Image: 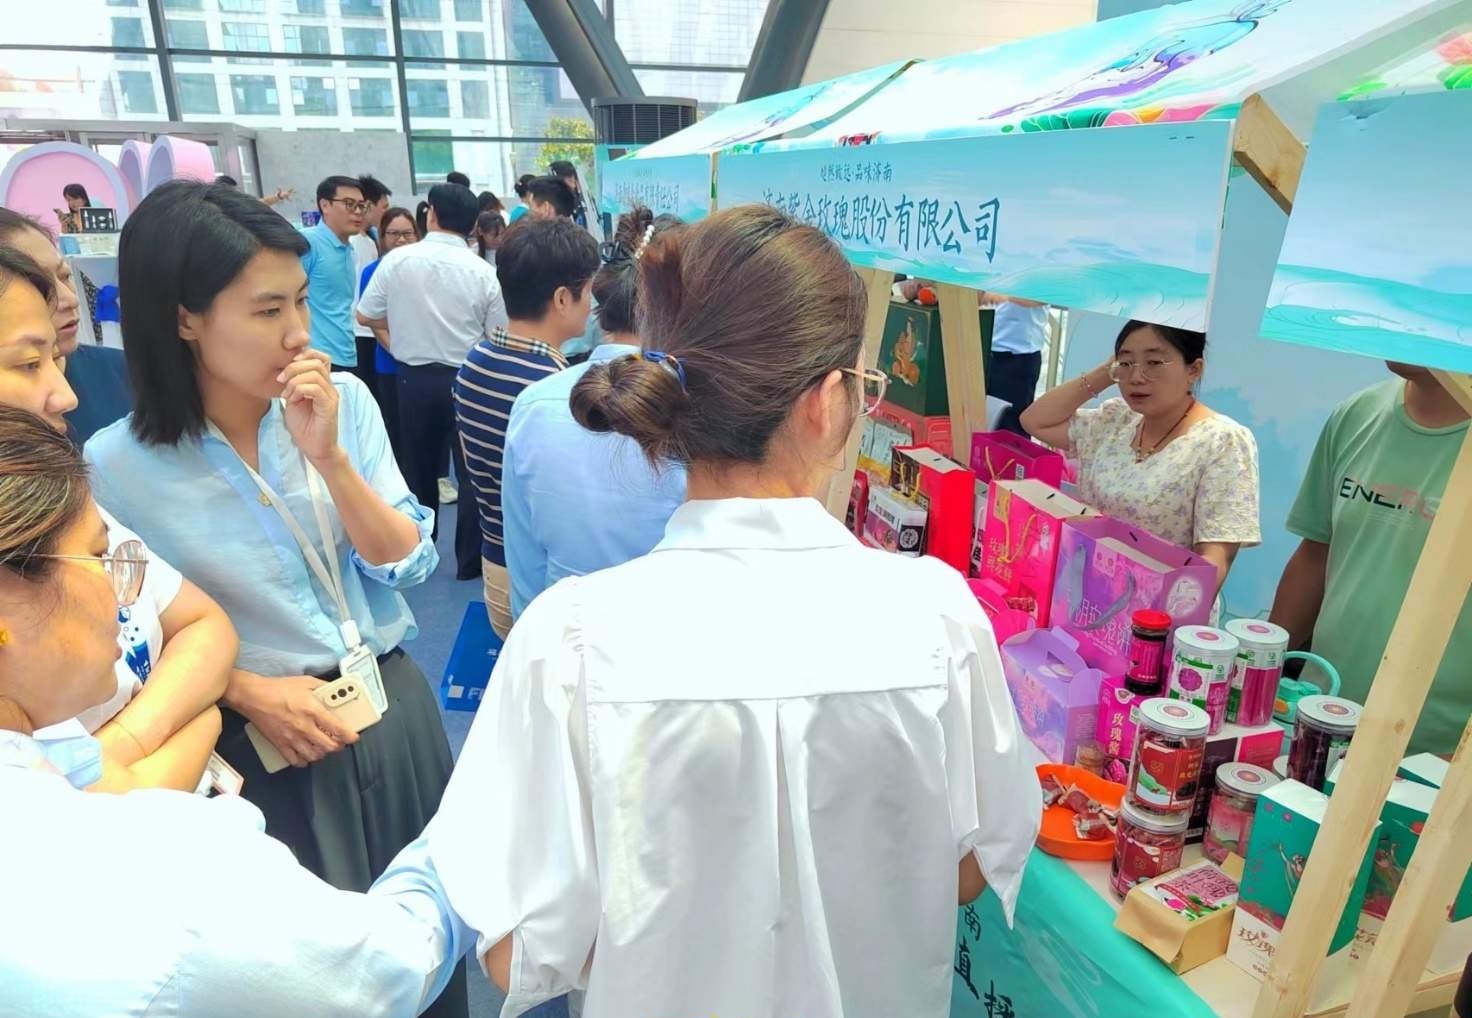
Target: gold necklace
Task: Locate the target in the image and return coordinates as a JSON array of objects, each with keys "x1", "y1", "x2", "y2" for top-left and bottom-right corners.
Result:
[{"x1": 1134, "y1": 398, "x2": 1195, "y2": 462}]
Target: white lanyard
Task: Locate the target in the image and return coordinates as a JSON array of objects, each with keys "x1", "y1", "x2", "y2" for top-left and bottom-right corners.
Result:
[{"x1": 207, "y1": 418, "x2": 363, "y2": 652}]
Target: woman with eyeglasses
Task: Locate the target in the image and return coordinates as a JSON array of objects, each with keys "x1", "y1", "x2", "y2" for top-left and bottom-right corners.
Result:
[
  {"x1": 0, "y1": 401, "x2": 471, "y2": 1018},
  {"x1": 0, "y1": 241, "x2": 234, "y2": 793},
  {"x1": 359, "y1": 206, "x2": 420, "y2": 466},
  {"x1": 83, "y1": 180, "x2": 467, "y2": 1018},
  {"x1": 1020, "y1": 320, "x2": 1260, "y2": 593},
  {"x1": 425, "y1": 205, "x2": 1040, "y2": 1018}
]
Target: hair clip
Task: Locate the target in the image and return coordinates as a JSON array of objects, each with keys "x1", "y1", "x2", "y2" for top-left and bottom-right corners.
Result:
[
  {"x1": 642, "y1": 349, "x2": 686, "y2": 390},
  {"x1": 633, "y1": 223, "x2": 657, "y2": 260}
]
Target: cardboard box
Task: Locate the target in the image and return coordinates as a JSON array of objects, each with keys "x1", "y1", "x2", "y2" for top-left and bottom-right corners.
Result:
[
  {"x1": 892, "y1": 446, "x2": 975, "y2": 574},
  {"x1": 1229, "y1": 780, "x2": 1379, "y2": 983},
  {"x1": 846, "y1": 470, "x2": 869, "y2": 538},
  {"x1": 1325, "y1": 758, "x2": 1472, "y2": 922},
  {"x1": 1049, "y1": 516, "x2": 1216, "y2": 675},
  {"x1": 978, "y1": 479, "x2": 1096, "y2": 629},
  {"x1": 1115, "y1": 860, "x2": 1241, "y2": 974},
  {"x1": 1000, "y1": 627, "x2": 1106, "y2": 765},
  {"x1": 875, "y1": 300, "x2": 994, "y2": 417},
  {"x1": 874, "y1": 400, "x2": 953, "y2": 459},
  {"x1": 968, "y1": 478, "x2": 989, "y2": 577},
  {"x1": 861, "y1": 485, "x2": 927, "y2": 557},
  {"x1": 1187, "y1": 720, "x2": 1284, "y2": 842},
  {"x1": 1397, "y1": 752, "x2": 1449, "y2": 788}
]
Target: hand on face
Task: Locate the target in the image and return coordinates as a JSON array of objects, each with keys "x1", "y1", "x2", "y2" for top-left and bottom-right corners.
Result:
[{"x1": 278, "y1": 350, "x2": 340, "y2": 466}]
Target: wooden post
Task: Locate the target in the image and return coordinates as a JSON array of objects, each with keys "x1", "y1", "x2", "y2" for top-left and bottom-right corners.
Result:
[
  {"x1": 1252, "y1": 413, "x2": 1472, "y2": 1018},
  {"x1": 1434, "y1": 370, "x2": 1472, "y2": 416},
  {"x1": 825, "y1": 267, "x2": 895, "y2": 519},
  {"x1": 936, "y1": 283, "x2": 989, "y2": 458},
  {"x1": 1234, "y1": 93, "x2": 1305, "y2": 214},
  {"x1": 1346, "y1": 714, "x2": 1472, "y2": 1018}
]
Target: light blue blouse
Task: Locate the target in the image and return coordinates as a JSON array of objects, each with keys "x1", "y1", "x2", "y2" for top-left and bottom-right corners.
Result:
[
  {"x1": 0, "y1": 730, "x2": 467, "y2": 1018},
  {"x1": 85, "y1": 374, "x2": 437, "y2": 677}
]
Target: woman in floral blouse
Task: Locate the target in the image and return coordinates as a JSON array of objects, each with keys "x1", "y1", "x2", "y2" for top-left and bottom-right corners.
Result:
[{"x1": 1021, "y1": 320, "x2": 1260, "y2": 595}]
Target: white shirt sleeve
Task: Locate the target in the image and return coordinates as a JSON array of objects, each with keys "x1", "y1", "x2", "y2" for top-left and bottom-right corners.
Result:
[
  {"x1": 935, "y1": 571, "x2": 1042, "y2": 925},
  {"x1": 482, "y1": 272, "x2": 509, "y2": 339},
  {"x1": 358, "y1": 254, "x2": 392, "y2": 322},
  {"x1": 427, "y1": 582, "x2": 598, "y2": 1013}
]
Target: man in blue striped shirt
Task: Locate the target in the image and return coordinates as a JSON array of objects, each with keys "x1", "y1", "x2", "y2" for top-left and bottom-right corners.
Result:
[{"x1": 454, "y1": 217, "x2": 600, "y2": 637}]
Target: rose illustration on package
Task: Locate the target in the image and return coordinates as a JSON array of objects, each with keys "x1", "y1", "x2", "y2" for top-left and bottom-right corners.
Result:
[{"x1": 1175, "y1": 667, "x2": 1205, "y2": 694}]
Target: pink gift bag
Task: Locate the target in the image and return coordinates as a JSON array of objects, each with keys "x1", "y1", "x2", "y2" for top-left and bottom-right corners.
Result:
[
  {"x1": 1049, "y1": 516, "x2": 1216, "y2": 675},
  {"x1": 978, "y1": 479, "x2": 1096, "y2": 629},
  {"x1": 970, "y1": 430, "x2": 1067, "y2": 488}
]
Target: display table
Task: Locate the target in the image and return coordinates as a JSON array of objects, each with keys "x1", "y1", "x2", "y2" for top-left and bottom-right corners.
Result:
[{"x1": 953, "y1": 847, "x2": 1463, "y2": 1017}]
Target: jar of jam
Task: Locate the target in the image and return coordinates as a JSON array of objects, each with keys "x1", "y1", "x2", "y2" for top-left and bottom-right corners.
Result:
[
  {"x1": 1127, "y1": 609, "x2": 1172, "y2": 690},
  {"x1": 1110, "y1": 799, "x2": 1189, "y2": 898},
  {"x1": 1288, "y1": 695, "x2": 1362, "y2": 791},
  {"x1": 1127, "y1": 698, "x2": 1209, "y2": 815},
  {"x1": 1202, "y1": 762, "x2": 1278, "y2": 865}
]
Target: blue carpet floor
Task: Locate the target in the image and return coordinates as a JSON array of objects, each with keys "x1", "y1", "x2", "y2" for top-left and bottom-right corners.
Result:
[{"x1": 400, "y1": 515, "x2": 568, "y2": 1018}]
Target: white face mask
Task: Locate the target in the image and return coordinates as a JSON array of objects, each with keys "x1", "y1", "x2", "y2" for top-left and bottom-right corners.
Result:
[{"x1": 37, "y1": 732, "x2": 104, "y2": 789}]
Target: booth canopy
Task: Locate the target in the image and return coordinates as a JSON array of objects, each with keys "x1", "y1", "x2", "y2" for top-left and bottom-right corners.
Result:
[
  {"x1": 599, "y1": 60, "x2": 912, "y2": 222},
  {"x1": 709, "y1": 0, "x2": 1468, "y2": 329}
]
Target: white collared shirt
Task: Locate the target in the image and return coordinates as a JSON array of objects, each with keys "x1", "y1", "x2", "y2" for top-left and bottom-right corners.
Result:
[
  {"x1": 428, "y1": 496, "x2": 1040, "y2": 1018},
  {"x1": 0, "y1": 731, "x2": 467, "y2": 1018},
  {"x1": 357, "y1": 231, "x2": 509, "y2": 367}
]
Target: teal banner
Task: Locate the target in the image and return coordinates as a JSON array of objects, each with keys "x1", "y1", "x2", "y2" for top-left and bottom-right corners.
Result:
[
  {"x1": 953, "y1": 850, "x2": 1216, "y2": 1017},
  {"x1": 718, "y1": 122, "x2": 1233, "y2": 330}
]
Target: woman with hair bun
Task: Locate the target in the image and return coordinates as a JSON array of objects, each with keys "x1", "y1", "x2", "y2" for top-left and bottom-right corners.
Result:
[{"x1": 429, "y1": 204, "x2": 1040, "y2": 1018}]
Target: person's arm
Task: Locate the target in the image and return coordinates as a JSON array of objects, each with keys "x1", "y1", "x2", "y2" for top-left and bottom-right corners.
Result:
[
  {"x1": 1194, "y1": 541, "x2": 1240, "y2": 596},
  {"x1": 98, "y1": 581, "x2": 235, "y2": 758},
  {"x1": 978, "y1": 292, "x2": 1046, "y2": 308},
  {"x1": 959, "y1": 851, "x2": 987, "y2": 906},
  {"x1": 262, "y1": 186, "x2": 294, "y2": 207},
  {"x1": 90, "y1": 706, "x2": 223, "y2": 793},
  {"x1": 223, "y1": 668, "x2": 358, "y2": 766},
  {"x1": 1271, "y1": 539, "x2": 1330, "y2": 651},
  {"x1": 1019, "y1": 361, "x2": 1113, "y2": 451},
  {"x1": 170, "y1": 801, "x2": 466, "y2": 1018},
  {"x1": 280, "y1": 353, "x2": 421, "y2": 566},
  {"x1": 370, "y1": 323, "x2": 392, "y2": 352}
]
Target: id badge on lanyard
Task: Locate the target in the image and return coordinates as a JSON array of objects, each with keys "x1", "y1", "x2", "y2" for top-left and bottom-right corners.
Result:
[{"x1": 211, "y1": 421, "x2": 389, "y2": 714}]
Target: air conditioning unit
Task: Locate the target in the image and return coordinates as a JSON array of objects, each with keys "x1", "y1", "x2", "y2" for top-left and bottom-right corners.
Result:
[{"x1": 592, "y1": 96, "x2": 698, "y2": 154}]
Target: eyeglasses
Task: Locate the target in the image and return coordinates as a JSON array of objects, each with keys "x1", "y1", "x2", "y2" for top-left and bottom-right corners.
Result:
[
  {"x1": 384, "y1": 229, "x2": 417, "y2": 241},
  {"x1": 841, "y1": 367, "x2": 889, "y2": 416},
  {"x1": 327, "y1": 198, "x2": 370, "y2": 214},
  {"x1": 1108, "y1": 357, "x2": 1177, "y2": 383},
  {"x1": 31, "y1": 539, "x2": 149, "y2": 607}
]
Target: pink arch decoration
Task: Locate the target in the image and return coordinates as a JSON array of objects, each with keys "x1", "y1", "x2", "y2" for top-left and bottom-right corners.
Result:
[
  {"x1": 0, "y1": 141, "x2": 132, "y2": 228},
  {"x1": 144, "y1": 136, "x2": 216, "y2": 193}
]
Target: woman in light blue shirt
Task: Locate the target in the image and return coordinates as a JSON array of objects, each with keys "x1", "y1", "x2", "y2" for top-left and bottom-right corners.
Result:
[
  {"x1": 85, "y1": 182, "x2": 466, "y2": 1017},
  {"x1": 0, "y1": 403, "x2": 466, "y2": 1018}
]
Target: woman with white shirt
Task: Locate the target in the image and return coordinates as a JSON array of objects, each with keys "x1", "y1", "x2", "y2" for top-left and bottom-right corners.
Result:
[
  {"x1": 427, "y1": 205, "x2": 1041, "y2": 1018},
  {"x1": 0, "y1": 235, "x2": 233, "y2": 793},
  {"x1": 0, "y1": 402, "x2": 466, "y2": 1018},
  {"x1": 83, "y1": 182, "x2": 466, "y2": 1018},
  {"x1": 1021, "y1": 320, "x2": 1261, "y2": 594}
]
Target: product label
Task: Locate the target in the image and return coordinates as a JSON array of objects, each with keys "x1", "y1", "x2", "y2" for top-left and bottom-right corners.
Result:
[
  {"x1": 1131, "y1": 734, "x2": 1204, "y2": 811},
  {"x1": 1144, "y1": 862, "x2": 1239, "y2": 920}
]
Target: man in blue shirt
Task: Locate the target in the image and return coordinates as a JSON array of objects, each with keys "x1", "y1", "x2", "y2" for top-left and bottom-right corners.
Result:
[
  {"x1": 301, "y1": 175, "x2": 364, "y2": 370},
  {"x1": 501, "y1": 224, "x2": 686, "y2": 621},
  {"x1": 981, "y1": 293, "x2": 1049, "y2": 436},
  {"x1": 453, "y1": 217, "x2": 599, "y2": 636}
]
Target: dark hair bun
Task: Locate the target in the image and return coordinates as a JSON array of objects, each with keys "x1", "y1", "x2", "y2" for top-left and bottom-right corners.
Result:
[{"x1": 570, "y1": 353, "x2": 689, "y2": 464}]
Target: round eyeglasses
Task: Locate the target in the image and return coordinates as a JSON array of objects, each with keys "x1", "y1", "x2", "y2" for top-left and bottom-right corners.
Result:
[
  {"x1": 32, "y1": 539, "x2": 149, "y2": 607},
  {"x1": 1108, "y1": 357, "x2": 1176, "y2": 383},
  {"x1": 841, "y1": 367, "x2": 889, "y2": 416}
]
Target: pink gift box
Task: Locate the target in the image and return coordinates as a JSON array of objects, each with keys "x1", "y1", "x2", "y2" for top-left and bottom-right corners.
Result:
[
  {"x1": 978, "y1": 479, "x2": 1096, "y2": 629},
  {"x1": 1001, "y1": 627, "x2": 1107, "y2": 765},
  {"x1": 1049, "y1": 516, "x2": 1216, "y2": 675},
  {"x1": 971, "y1": 430, "x2": 1067, "y2": 487}
]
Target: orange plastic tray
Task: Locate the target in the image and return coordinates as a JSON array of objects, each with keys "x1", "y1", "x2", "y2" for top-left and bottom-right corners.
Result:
[{"x1": 1036, "y1": 763, "x2": 1125, "y2": 861}]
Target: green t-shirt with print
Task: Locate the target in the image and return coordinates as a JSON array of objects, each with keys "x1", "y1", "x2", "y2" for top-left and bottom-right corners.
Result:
[{"x1": 1287, "y1": 379, "x2": 1470, "y2": 756}]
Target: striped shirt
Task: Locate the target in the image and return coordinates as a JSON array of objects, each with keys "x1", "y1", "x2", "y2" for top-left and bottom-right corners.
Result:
[{"x1": 454, "y1": 327, "x2": 568, "y2": 566}]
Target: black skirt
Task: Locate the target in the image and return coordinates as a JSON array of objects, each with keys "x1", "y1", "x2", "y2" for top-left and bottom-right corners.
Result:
[{"x1": 217, "y1": 647, "x2": 468, "y2": 1018}]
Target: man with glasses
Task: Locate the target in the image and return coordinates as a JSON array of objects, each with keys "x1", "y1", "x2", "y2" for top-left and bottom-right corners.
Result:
[{"x1": 302, "y1": 175, "x2": 366, "y2": 372}]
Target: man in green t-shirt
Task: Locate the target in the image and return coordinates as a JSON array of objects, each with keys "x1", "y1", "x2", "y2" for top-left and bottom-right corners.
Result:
[{"x1": 1271, "y1": 363, "x2": 1470, "y2": 756}]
